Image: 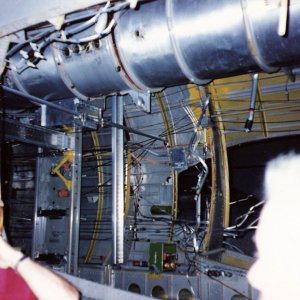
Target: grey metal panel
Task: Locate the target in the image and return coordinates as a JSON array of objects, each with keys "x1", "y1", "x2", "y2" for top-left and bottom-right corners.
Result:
[
  {"x1": 121, "y1": 271, "x2": 147, "y2": 295},
  {"x1": 208, "y1": 281, "x2": 223, "y2": 300},
  {"x1": 99, "y1": 266, "x2": 258, "y2": 300},
  {"x1": 146, "y1": 274, "x2": 169, "y2": 298},
  {"x1": 32, "y1": 156, "x2": 72, "y2": 261},
  {"x1": 31, "y1": 129, "x2": 82, "y2": 275},
  {"x1": 123, "y1": 86, "x2": 208, "y2": 262},
  {"x1": 78, "y1": 126, "x2": 116, "y2": 267},
  {"x1": 7, "y1": 147, "x2": 36, "y2": 255},
  {"x1": 3, "y1": 118, "x2": 74, "y2": 150},
  {"x1": 60, "y1": 272, "x2": 153, "y2": 300}
]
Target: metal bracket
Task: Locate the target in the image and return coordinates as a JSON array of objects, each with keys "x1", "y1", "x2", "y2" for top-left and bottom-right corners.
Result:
[
  {"x1": 74, "y1": 99, "x2": 102, "y2": 129},
  {"x1": 44, "y1": 98, "x2": 102, "y2": 129},
  {"x1": 167, "y1": 147, "x2": 188, "y2": 172},
  {"x1": 128, "y1": 90, "x2": 151, "y2": 113},
  {"x1": 3, "y1": 118, "x2": 74, "y2": 150},
  {"x1": 51, "y1": 150, "x2": 74, "y2": 191}
]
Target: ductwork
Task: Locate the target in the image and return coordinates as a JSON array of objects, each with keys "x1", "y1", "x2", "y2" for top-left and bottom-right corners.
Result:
[{"x1": 4, "y1": 0, "x2": 300, "y2": 103}]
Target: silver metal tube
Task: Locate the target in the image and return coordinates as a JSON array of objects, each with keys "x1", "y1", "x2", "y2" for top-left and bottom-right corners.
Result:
[
  {"x1": 67, "y1": 129, "x2": 82, "y2": 274},
  {"x1": 194, "y1": 157, "x2": 208, "y2": 230},
  {"x1": 244, "y1": 73, "x2": 259, "y2": 132},
  {"x1": 6, "y1": 0, "x2": 300, "y2": 103},
  {"x1": 112, "y1": 95, "x2": 124, "y2": 265},
  {"x1": 196, "y1": 194, "x2": 201, "y2": 229},
  {"x1": 108, "y1": 121, "x2": 165, "y2": 143},
  {"x1": 2, "y1": 85, "x2": 79, "y2": 116}
]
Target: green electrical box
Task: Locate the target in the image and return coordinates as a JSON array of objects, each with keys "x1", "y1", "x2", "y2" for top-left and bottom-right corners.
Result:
[{"x1": 149, "y1": 243, "x2": 177, "y2": 272}]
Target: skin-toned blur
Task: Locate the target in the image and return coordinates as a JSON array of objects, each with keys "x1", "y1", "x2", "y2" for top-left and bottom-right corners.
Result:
[
  {"x1": 0, "y1": 197, "x2": 79, "y2": 300},
  {"x1": 247, "y1": 154, "x2": 300, "y2": 299}
]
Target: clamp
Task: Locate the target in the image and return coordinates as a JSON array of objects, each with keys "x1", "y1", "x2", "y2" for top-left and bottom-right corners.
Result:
[{"x1": 51, "y1": 150, "x2": 74, "y2": 190}]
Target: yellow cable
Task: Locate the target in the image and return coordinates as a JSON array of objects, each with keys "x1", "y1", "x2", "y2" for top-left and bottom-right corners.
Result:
[
  {"x1": 51, "y1": 150, "x2": 74, "y2": 190},
  {"x1": 203, "y1": 132, "x2": 216, "y2": 251},
  {"x1": 124, "y1": 151, "x2": 132, "y2": 220},
  {"x1": 85, "y1": 131, "x2": 104, "y2": 263},
  {"x1": 203, "y1": 89, "x2": 230, "y2": 250},
  {"x1": 209, "y1": 83, "x2": 230, "y2": 228},
  {"x1": 156, "y1": 93, "x2": 175, "y2": 147},
  {"x1": 156, "y1": 93, "x2": 178, "y2": 242}
]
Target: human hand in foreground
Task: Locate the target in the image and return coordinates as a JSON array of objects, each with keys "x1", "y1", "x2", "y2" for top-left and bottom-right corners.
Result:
[
  {"x1": 0, "y1": 236, "x2": 79, "y2": 300},
  {"x1": 0, "y1": 236, "x2": 23, "y2": 269}
]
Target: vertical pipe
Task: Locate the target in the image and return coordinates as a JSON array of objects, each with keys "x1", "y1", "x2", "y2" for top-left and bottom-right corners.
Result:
[
  {"x1": 67, "y1": 129, "x2": 82, "y2": 274},
  {"x1": 244, "y1": 73, "x2": 259, "y2": 132},
  {"x1": 278, "y1": 0, "x2": 289, "y2": 36},
  {"x1": 194, "y1": 157, "x2": 208, "y2": 230},
  {"x1": 112, "y1": 95, "x2": 124, "y2": 265},
  {"x1": 32, "y1": 153, "x2": 45, "y2": 259},
  {"x1": 196, "y1": 194, "x2": 201, "y2": 229}
]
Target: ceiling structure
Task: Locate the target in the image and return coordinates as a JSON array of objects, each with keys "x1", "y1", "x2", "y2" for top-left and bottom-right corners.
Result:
[{"x1": 209, "y1": 71, "x2": 300, "y2": 147}]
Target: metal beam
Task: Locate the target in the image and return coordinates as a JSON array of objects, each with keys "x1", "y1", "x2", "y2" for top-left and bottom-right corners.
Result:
[
  {"x1": 2, "y1": 86, "x2": 79, "y2": 116},
  {"x1": 3, "y1": 118, "x2": 74, "y2": 150},
  {"x1": 111, "y1": 95, "x2": 124, "y2": 265},
  {"x1": 67, "y1": 128, "x2": 82, "y2": 275},
  {"x1": 204, "y1": 100, "x2": 230, "y2": 260}
]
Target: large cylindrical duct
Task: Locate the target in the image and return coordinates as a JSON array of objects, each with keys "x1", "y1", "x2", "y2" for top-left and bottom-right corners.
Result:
[{"x1": 4, "y1": 0, "x2": 300, "y2": 102}]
